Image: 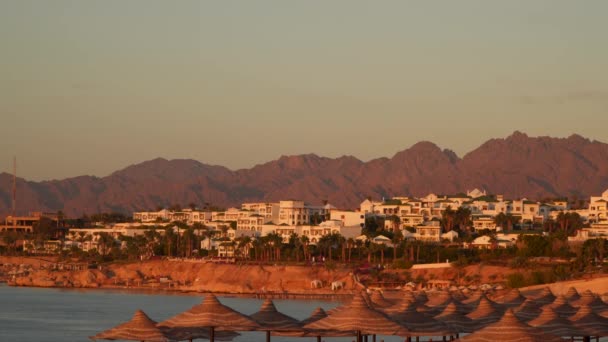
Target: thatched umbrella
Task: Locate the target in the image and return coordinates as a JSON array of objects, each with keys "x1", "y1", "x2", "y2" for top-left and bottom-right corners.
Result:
[
  {"x1": 91, "y1": 310, "x2": 177, "y2": 342},
  {"x1": 250, "y1": 299, "x2": 301, "y2": 342},
  {"x1": 304, "y1": 293, "x2": 403, "y2": 342},
  {"x1": 402, "y1": 291, "x2": 419, "y2": 304},
  {"x1": 434, "y1": 302, "x2": 478, "y2": 334},
  {"x1": 494, "y1": 288, "x2": 526, "y2": 308},
  {"x1": 527, "y1": 306, "x2": 586, "y2": 338},
  {"x1": 415, "y1": 290, "x2": 429, "y2": 304},
  {"x1": 514, "y1": 298, "x2": 543, "y2": 322},
  {"x1": 418, "y1": 297, "x2": 470, "y2": 317},
  {"x1": 450, "y1": 290, "x2": 468, "y2": 302},
  {"x1": 564, "y1": 287, "x2": 581, "y2": 302},
  {"x1": 158, "y1": 294, "x2": 260, "y2": 342},
  {"x1": 548, "y1": 295, "x2": 577, "y2": 317},
  {"x1": 533, "y1": 287, "x2": 556, "y2": 306},
  {"x1": 569, "y1": 305, "x2": 608, "y2": 338},
  {"x1": 276, "y1": 308, "x2": 352, "y2": 342},
  {"x1": 572, "y1": 291, "x2": 608, "y2": 312},
  {"x1": 458, "y1": 309, "x2": 565, "y2": 342},
  {"x1": 425, "y1": 291, "x2": 453, "y2": 307},
  {"x1": 390, "y1": 299, "x2": 455, "y2": 337},
  {"x1": 300, "y1": 307, "x2": 327, "y2": 326},
  {"x1": 435, "y1": 298, "x2": 471, "y2": 315},
  {"x1": 164, "y1": 327, "x2": 239, "y2": 342},
  {"x1": 370, "y1": 290, "x2": 395, "y2": 309},
  {"x1": 461, "y1": 290, "x2": 484, "y2": 306},
  {"x1": 466, "y1": 295, "x2": 504, "y2": 327}
]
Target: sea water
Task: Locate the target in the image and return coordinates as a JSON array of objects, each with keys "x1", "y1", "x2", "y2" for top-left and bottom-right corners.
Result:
[{"x1": 0, "y1": 284, "x2": 406, "y2": 342}]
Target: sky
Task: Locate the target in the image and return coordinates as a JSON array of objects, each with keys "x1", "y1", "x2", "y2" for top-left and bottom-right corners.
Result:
[{"x1": 1, "y1": 0, "x2": 607, "y2": 181}]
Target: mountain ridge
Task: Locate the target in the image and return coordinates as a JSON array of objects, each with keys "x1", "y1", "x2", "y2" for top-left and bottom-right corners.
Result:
[{"x1": 2, "y1": 132, "x2": 608, "y2": 216}]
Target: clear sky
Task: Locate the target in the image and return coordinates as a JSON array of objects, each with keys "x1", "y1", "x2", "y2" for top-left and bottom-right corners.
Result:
[{"x1": 1, "y1": 0, "x2": 607, "y2": 181}]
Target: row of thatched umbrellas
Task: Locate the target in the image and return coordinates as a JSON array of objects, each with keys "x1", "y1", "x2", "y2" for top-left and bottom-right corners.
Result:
[{"x1": 91, "y1": 287, "x2": 608, "y2": 342}]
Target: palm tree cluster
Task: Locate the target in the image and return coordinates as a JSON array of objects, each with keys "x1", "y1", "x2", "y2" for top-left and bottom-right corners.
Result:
[{"x1": 441, "y1": 206, "x2": 473, "y2": 232}]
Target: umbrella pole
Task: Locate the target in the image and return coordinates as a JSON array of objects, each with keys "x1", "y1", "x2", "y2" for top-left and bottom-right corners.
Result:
[
  {"x1": 210, "y1": 326, "x2": 215, "y2": 342},
  {"x1": 373, "y1": 334, "x2": 376, "y2": 342},
  {"x1": 316, "y1": 336, "x2": 321, "y2": 342},
  {"x1": 357, "y1": 330, "x2": 362, "y2": 342},
  {"x1": 266, "y1": 330, "x2": 271, "y2": 342}
]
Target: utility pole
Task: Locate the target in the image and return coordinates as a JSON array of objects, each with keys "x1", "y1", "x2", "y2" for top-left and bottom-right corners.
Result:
[{"x1": 12, "y1": 156, "x2": 16, "y2": 217}]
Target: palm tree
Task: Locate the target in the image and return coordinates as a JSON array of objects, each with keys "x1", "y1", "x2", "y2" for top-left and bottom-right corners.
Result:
[
  {"x1": 388, "y1": 215, "x2": 401, "y2": 231},
  {"x1": 144, "y1": 229, "x2": 160, "y2": 257},
  {"x1": 346, "y1": 237, "x2": 355, "y2": 263},
  {"x1": 391, "y1": 229, "x2": 404, "y2": 261},
  {"x1": 96, "y1": 232, "x2": 115, "y2": 256},
  {"x1": 236, "y1": 236, "x2": 252, "y2": 259},
  {"x1": 252, "y1": 238, "x2": 262, "y2": 261},
  {"x1": 182, "y1": 228, "x2": 196, "y2": 257},
  {"x1": 265, "y1": 232, "x2": 283, "y2": 261},
  {"x1": 287, "y1": 233, "x2": 302, "y2": 262},
  {"x1": 163, "y1": 227, "x2": 176, "y2": 256},
  {"x1": 504, "y1": 213, "x2": 519, "y2": 231},
  {"x1": 355, "y1": 239, "x2": 363, "y2": 260},
  {"x1": 2, "y1": 231, "x2": 19, "y2": 255},
  {"x1": 441, "y1": 206, "x2": 456, "y2": 232},
  {"x1": 300, "y1": 235, "x2": 310, "y2": 261},
  {"x1": 494, "y1": 212, "x2": 507, "y2": 231},
  {"x1": 317, "y1": 235, "x2": 332, "y2": 261},
  {"x1": 337, "y1": 234, "x2": 346, "y2": 263},
  {"x1": 76, "y1": 231, "x2": 87, "y2": 250},
  {"x1": 200, "y1": 228, "x2": 215, "y2": 252},
  {"x1": 378, "y1": 243, "x2": 386, "y2": 265},
  {"x1": 455, "y1": 207, "x2": 472, "y2": 232}
]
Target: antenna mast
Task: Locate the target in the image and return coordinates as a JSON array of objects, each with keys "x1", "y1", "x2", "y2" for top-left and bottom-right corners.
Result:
[{"x1": 12, "y1": 156, "x2": 16, "y2": 216}]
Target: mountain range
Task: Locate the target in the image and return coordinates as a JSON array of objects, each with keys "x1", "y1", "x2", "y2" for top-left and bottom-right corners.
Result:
[{"x1": 2, "y1": 131, "x2": 608, "y2": 217}]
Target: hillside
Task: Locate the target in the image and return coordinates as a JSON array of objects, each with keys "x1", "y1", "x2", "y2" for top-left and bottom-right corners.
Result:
[{"x1": 2, "y1": 132, "x2": 608, "y2": 216}]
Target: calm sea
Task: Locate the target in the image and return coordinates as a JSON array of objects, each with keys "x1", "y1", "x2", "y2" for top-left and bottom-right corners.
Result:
[{"x1": 0, "y1": 284, "x2": 406, "y2": 342}]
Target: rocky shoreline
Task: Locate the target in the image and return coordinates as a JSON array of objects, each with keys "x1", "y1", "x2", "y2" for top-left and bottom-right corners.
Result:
[{"x1": 1, "y1": 257, "x2": 359, "y2": 297}]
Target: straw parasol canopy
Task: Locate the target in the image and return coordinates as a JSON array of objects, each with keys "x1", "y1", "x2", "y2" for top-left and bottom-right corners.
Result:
[
  {"x1": 436, "y1": 298, "x2": 471, "y2": 315},
  {"x1": 425, "y1": 291, "x2": 453, "y2": 307},
  {"x1": 533, "y1": 287, "x2": 556, "y2": 306},
  {"x1": 548, "y1": 295, "x2": 577, "y2": 317},
  {"x1": 276, "y1": 307, "x2": 352, "y2": 340},
  {"x1": 370, "y1": 290, "x2": 395, "y2": 309},
  {"x1": 569, "y1": 305, "x2": 608, "y2": 337},
  {"x1": 572, "y1": 290, "x2": 608, "y2": 311},
  {"x1": 494, "y1": 288, "x2": 526, "y2": 308},
  {"x1": 465, "y1": 296, "x2": 504, "y2": 326},
  {"x1": 458, "y1": 309, "x2": 565, "y2": 342},
  {"x1": 390, "y1": 299, "x2": 454, "y2": 336},
  {"x1": 303, "y1": 292, "x2": 403, "y2": 340},
  {"x1": 434, "y1": 302, "x2": 478, "y2": 333},
  {"x1": 402, "y1": 290, "x2": 419, "y2": 304},
  {"x1": 461, "y1": 290, "x2": 484, "y2": 306},
  {"x1": 250, "y1": 299, "x2": 301, "y2": 342},
  {"x1": 418, "y1": 297, "x2": 470, "y2": 317},
  {"x1": 91, "y1": 310, "x2": 177, "y2": 342},
  {"x1": 450, "y1": 290, "x2": 468, "y2": 302},
  {"x1": 158, "y1": 294, "x2": 260, "y2": 342},
  {"x1": 564, "y1": 287, "x2": 581, "y2": 302},
  {"x1": 415, "y1": 290, "x2": 429, "y2": 304},
  {"x1": 163, "y1": 328, "x2": 239, "y2": 342},
  {"x1": 300, "y1": 307, "x2": 327, "y2": 326},
  {"x1": 514, "y1": 298, "x2": 543, "y2": 322},
  {"x1": 527, "y1": 306, "x2": 586, "y2": 338}
]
